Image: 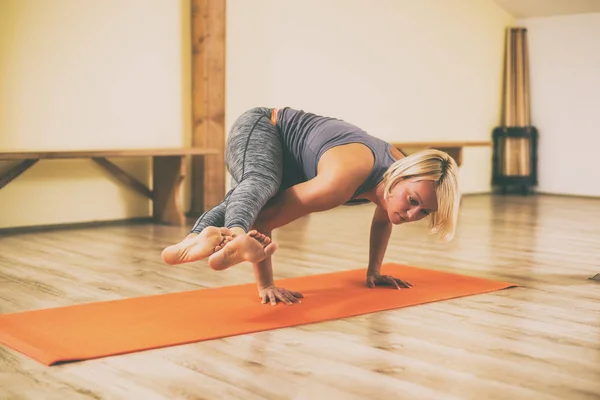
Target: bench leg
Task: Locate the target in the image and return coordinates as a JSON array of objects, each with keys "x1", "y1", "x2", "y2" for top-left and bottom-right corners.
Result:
[
  {"x1": 0, "y1": 159, "x2": 39, "y2": 190},
  {"x1": 153, "y1": 156, "x2": 187, "y2": 226}
]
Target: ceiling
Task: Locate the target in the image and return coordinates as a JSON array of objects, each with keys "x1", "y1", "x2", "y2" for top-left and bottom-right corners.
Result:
[{"x1": 492, "y1": 0, "x2": 600, "y2": 18}]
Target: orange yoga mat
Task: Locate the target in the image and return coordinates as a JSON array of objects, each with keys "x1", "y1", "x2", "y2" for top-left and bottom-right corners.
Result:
[{"x1": 0, "y1": 263, "x2": 516, "y2": 366}]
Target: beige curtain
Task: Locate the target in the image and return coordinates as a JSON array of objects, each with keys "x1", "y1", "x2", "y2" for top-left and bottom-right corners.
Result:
[{"x1": 499, "y1": 27, "x2": 531, "y2": 176}]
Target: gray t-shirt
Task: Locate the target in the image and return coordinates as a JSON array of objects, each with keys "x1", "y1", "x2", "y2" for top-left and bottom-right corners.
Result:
[{"x1": 275, "y1": 107, "x2": 396, "y2": 203}]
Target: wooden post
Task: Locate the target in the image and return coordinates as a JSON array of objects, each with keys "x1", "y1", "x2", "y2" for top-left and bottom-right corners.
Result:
[
  {"x1": 153, "y1": 156, "x2": 187, "y2": 226},
  {"x1": 189, "y1": 0, "x2": 226, "y2": 216}
]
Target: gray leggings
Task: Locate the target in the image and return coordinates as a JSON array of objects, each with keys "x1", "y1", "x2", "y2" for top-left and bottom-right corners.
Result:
[{"x1": 191, "y1": 107, "x2": 283, "y2": 233}]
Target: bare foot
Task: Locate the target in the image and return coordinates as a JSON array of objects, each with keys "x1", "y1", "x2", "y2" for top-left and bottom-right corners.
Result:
[
  {"x1": 161, "y1": 227, "x2": 233, "y2": 265},
  {"x1": 248, "y1": 230, "x2": 272, "y2": 246},
  {"x1": 207, "y1": 230, "x2": 278, "y2": 271}
]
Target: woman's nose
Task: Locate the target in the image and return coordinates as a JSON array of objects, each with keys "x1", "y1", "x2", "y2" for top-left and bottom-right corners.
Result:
[{"x1": 407, "y1": 207, "x2": 421, "y2": 221}]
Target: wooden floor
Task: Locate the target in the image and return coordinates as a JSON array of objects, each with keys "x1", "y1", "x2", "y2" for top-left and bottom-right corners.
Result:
[{"x1": 1, "y1": 194, "x2": 599, "y2": 400}]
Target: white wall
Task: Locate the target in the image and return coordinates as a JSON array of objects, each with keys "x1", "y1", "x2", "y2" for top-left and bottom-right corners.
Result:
[
  {"x1": 226, "y1": 0, "x2": 515, "y2": 195},
  {"x1": 517, "y1": 13, "x2": 600, "y2": 197},
  {"x1": 0, "y1": 0, "x2": 514, "y2": 229},
  {"x1": 0, "y1": 0, "x2": 191, "y2": 229}
]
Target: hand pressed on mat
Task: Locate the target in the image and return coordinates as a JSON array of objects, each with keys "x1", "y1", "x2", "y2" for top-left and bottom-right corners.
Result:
[
  {"x1": 366, "y1": 272, "x2": 413, "y2": 290},
  {"x1": 259, "y1": 286, "x2": 303, "y2": 306}
]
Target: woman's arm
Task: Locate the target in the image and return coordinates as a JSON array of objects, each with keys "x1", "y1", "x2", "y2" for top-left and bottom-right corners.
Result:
[
  {"x1": 254, "y1": 174, "x2": 358, "y2": 232},
  {"x1": 252, "y1": 242, "x2": 275, "y2": 290},
  {"x1": 250, "y1": 161, "x2": 367, "y2": 304},
  {"x1": 251, "y1": 144, "x2": 378, "y2": 302},
  {"x1": 367, "y1": 205, "x2": 393, "y2": 277},
  {"x1": 366, "y1": 205, "x2": 413, "y2": 289},
  {"x1": 249, "y1": 180, "x2": 337, "y2": 303},
  {"x1": 255, "y1": 143, "x2": 375, "y2": 232},
  {"x1": 251, "y1": 229, "x2": 304, "y2": 305}
]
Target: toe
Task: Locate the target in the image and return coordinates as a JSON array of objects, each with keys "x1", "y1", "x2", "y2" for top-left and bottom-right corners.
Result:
[{"x1": 264, "y1": 242, "x2": 278, "y2": 257}]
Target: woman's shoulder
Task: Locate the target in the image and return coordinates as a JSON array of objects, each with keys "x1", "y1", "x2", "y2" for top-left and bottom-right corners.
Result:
[{"x1": 318, "y1": 143, "x2": 376, "y2": 181}]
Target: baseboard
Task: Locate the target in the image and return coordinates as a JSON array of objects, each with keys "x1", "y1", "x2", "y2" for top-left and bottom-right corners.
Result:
[
  {"x1": 469, "y1": 191, "x2": 600, "y2": 200},
  {"x1": 0, "y1": 217, "x2": 154, "y2": 235},
  {"x1": 3, "y1": 192, "x2": 596, "y2": 236},
  {"x1": 533, "y1": 191, "x2": 600, "y2": 200},
  {"x1": 460, "y1": 192, "x2": 493, "y2": 197}
]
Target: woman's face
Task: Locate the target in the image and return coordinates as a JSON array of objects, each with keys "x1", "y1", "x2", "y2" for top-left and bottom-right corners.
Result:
[{"x1": 385, "y1": 179, "x2": 438, "y2": 225}]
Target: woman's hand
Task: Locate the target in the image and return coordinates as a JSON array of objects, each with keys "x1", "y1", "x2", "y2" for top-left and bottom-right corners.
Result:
[
  {"x1": 258, "y1": 286, "x2": 304, "y2": 306},
  {"x1": 366, "y1": 273, "x2": 413, "y2": 290}
]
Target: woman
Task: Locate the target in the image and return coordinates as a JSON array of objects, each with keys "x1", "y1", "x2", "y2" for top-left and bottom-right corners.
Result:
[{"x1": 162, "y1": 106, "x2": 460, "y2": 305}]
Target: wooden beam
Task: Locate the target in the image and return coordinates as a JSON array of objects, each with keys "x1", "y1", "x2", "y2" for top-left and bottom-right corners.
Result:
[
  {"x1": 153, "y1": 156, "x2": 187, "y2": 226},
  {"x1": 0, "y1": 159, "x2": 38, "y2": 190},
  {"x1": 190, "y1": 0, "x2": 226, "y2": 216},
  {"x1": 395, "y1": 145, "x2": 464, "y2": 167},
  {"x1": 91, "y1": 157, "x2": 153, "y2": 199},
  {"x1": 0, "y1": 148, "x2": 218, "y2": 160},
  {"x1": 390, "y1": 141, "x2": 492, "y2": 148},
  {"x1": 391, "y1": 141, "x2": 491, "y2": 167}
]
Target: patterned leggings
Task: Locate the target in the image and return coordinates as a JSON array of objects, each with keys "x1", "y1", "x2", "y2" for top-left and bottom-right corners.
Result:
[{"x1": 191, "y1": 107, "x2": 283, "y2": 233}]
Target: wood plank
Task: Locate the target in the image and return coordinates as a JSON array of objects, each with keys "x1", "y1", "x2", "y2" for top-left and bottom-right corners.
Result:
[
  {"x1": 190, "y1": 0, "x2": 208, "y2": 215},
  {"x1": 190, "y1": 0, "x2": 226, "y2": 216},
  {"x1": 0, "y1": 194, "x2": 599, "y2": 399},
  {"x1": 91, "y1": 157, "x2": 153, "y2": 199},
  {"x1": 203, "y1": 0, "x2": 226, "y2": 211},
  {"x1": 0, "y1": 159, "x2": 38, "y2": 189},
  {"x1": 0, "y1": 217, "x2": 153, "y2": 235},
  {"x1": 0, "y1": 148, "x2": 219, "y2": 161},
  {"x1": 392, "y1": 141, "x2": 490, "y2": 167},
  {"x1": 391, "y1": 141, "x2": 491, "y2": 148},
  {"x1": 152, "y1": 156, "x2": 187, "y2": 226}
]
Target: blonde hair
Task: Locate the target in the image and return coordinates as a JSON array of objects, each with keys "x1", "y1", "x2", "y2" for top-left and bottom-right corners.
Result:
[{"x1": 382, "y1": 149, "x2": 460, "y2": 241}]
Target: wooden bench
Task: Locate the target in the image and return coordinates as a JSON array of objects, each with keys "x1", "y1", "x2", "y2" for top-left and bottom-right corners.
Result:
[
  {"x1": 391, "y1": 141, "x2": 492, "y2": 167},
  {"x1": 0, "y1": 141, "x2": 489, "y2": 229},
  {"x1": 0, "y1": 148, "x2": 219, "y2": 226}
]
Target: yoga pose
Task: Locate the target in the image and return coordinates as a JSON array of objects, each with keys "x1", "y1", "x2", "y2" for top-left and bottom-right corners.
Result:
[{"x1": 162, "y1": 107, "x2": 460, "y2": 305}]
